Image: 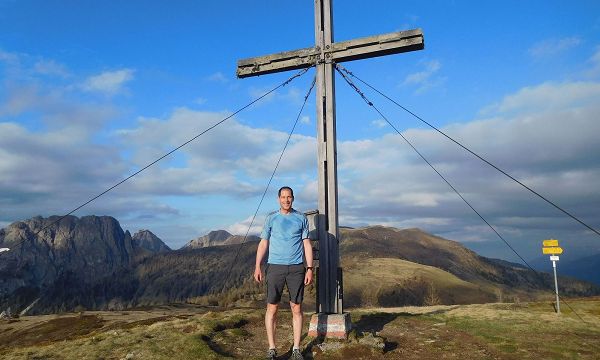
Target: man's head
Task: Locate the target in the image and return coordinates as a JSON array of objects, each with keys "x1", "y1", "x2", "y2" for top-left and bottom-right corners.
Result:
[{"x1": 278, "y1": 186, "x2": 294, "y2": 213}]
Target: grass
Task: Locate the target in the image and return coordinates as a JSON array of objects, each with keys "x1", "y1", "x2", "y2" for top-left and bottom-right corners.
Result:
[
  {"x1": 0, "y1": 309, "x2": 260, "y2": 360},
  {"x1": 1, "y1": 299, "x2": 599, "y2": 359},
  {"x1": 3, "y1": 318, "x2": 215, "y2": 360},
  {"x1": 427, "y1": 299, "x2": 600, "y2": 359},
  {"x1": 343, "y1": 257, "x2": 495, "y2": 306}
]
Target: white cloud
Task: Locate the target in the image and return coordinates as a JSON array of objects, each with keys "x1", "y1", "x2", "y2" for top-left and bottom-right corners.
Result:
[
  {"x1": 0, "y1": 55, "x2": 164, "y2": 225},
  {"x1": 300, "y1": 116, "x2": 311, "y2": 125},
  {"x1": 0, "y1": 49, "x2": 19, "y2": 64},
  {"x1": 0, "y1": 84, "x2": 40, "y2": 116},
  {"x1": 371, "y1": 119, "x2": 387, "y2": 128},
  {"x1": 586, "y1": 46, "x2": 600, "y2": 77},
  {"x1": 207, "y1": 71, "x2": 228, "y2": 83},
  {"x1": 116, "y1": 107, "x2": 316, "y2": 196},
  {"x1": 33, "y1": 59, "x2": 70, "y2": 77},
  {"x1": 226, "y1": 215, "x2": 265, "y2": 236},
  {"x1": 529, "y1": 36, "x2": 582, "y2": 58},
  {"x1": 246, "y1": 84, "x2": 308, "y2": 106},
  {"x1": 481, "y1": 81, "x2": 600, "y2": 115},
  {"x1": 0, "y1": 121, "x2": 130, "y2": 220},
  {"x1": 592, "y1": 46, "x2": 600, "y2": 64},
  {"x1": 249, "y1": 86, "x2": 278, "y2": 103},
  {"x1": 397, "y1": 14, "x2": 419, "y2": 31},
  {"x1": 403, "y1": 60, "x2": 440, "y2": 85},
  {"x1": 281, "y1": 87, "x2": 303, "y2": 104},
  {"x1": 401, "y1": 59, "x2": 444, "y2": 93},
  {"x1": 82, "y1": 69, "x2": 135, "y2": 95}
]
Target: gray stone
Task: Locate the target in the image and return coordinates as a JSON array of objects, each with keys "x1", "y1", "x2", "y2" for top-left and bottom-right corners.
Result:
[
  {"x1": 357, "y1": 332, "x2": 385, "y2": 350},
  {"x1": 0, "y1": 307, "x2": 12, "y2": 319}
]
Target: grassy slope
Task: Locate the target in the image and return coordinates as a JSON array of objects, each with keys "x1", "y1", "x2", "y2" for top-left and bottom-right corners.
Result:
[
  {"x1": 339, "y1": 226, "x2": 598, "y2": 303},
  {"x1": 343, "y1": 257, "x2": 495, "y2": 306},
  {"x1": 1, "y1": 299, "x2": 599, "y2": 359},
  {"x1": 209, "y1": 226, "x2": 592, "y2": 309}
]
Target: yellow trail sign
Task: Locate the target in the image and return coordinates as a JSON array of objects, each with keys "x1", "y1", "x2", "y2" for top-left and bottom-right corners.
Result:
[
  {"x1": 543, "y1": 247, "x2": 563, "y2": 255},
  {"x1": 543, "y1": 239, "x2": 559, "y2": 247}
]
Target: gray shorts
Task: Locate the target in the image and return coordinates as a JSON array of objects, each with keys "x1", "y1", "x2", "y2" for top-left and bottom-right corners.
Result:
[{"x1": 265, "y1": 263, "x2": 305, "y2": 304}]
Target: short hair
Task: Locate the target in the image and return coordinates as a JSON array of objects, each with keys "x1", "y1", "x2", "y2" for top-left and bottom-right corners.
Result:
[{"x1": 278, "y1": 186, "x2": 294, "y2": 197}]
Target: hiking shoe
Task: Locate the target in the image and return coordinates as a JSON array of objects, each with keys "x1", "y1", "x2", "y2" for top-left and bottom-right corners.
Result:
[
  {"x1": 290, "y1": 348, "x2": 304, "y2": 360},
  {"x1": 266, "y1": 348, "x2": 277, "y2": 360}
]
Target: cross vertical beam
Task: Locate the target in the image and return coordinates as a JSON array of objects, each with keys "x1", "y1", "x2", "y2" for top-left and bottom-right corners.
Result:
[{"x1": 314, "y1": 0, "x2": 340, "y2": 314}]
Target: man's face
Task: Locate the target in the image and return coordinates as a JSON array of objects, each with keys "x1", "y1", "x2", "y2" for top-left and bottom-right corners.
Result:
[{"x1": 279, "y1": 189, "x2": 294, "y2": 212}]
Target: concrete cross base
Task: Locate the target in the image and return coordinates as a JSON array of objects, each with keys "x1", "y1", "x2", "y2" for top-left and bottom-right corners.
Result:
[{"x1": 308, "y1": 313, "x2": 352, "y2": 339}]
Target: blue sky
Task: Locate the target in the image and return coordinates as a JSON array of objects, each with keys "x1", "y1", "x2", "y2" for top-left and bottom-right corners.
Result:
[{"x1": 1, "y1": 0, "x2": 600, "y2": 265}]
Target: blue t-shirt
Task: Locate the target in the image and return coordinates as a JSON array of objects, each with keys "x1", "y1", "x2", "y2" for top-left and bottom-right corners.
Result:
[{"x1": 261, "y1": 209, "x2": 309, "y2": 265}]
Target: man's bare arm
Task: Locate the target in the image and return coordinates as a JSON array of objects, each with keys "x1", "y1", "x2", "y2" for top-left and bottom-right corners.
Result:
[
  {"x1": 254, "y1": 239, "x2": 269, "y2": 282},
  {"x1": 303, "y1": 238, "x2": 313, "y2": 285}
]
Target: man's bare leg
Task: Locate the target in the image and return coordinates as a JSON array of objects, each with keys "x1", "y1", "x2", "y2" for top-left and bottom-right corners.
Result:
[
  {"x1": 265, "y1": 303, "x2": 279, "y2": 349},
  {"x1": 290, "y1": 302, "x2": 303, "y2": 349}
]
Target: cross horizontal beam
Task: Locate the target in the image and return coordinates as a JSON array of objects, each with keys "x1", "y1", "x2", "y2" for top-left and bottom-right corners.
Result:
[{"x1": 237, "y1": 28, "x2": 424, "y2": 78}]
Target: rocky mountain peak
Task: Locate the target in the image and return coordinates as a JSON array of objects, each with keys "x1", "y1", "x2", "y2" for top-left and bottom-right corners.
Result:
[
  {"x1": 132, "y1": 230, "x2": 171, "y2": 253},
  {"x1": 183, "y1": 230, "x2": 230, "y2": 249},
  {"x1": 0, "y1": 215, "x2": 135, "y2": 290},
  {"x1": 182, "y1": 230, "x2": 259, "y2": 249},
  {"x1": 206, "y1": 230, "x2": 232, "y2": 241}
]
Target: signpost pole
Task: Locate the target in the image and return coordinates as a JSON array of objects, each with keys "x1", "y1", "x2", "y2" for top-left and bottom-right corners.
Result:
[
  {"x1": 552, "y1": 259, "x2": 560, "y2": 314},
  {"x1": 542, "y1": 239, "x2": 562, "y2": 314}
]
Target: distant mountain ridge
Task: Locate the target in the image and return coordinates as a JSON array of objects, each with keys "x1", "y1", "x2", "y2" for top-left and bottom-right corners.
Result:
[
  {"x1": 532, "y1": 253, "x2": 600, "y2": 286},
  {"x1": 1, "y1": 216, "x2": 598, "y2": 315},
  {"x1": 337, "y1": 226, "x2": 600, "y2": 306},
  {"x1": 560, "y1": 254, "x2": 600, "y2": 286},
  {"x1": 0, "y1": 216, "x2": 169, "y2": 314},
  {"x1": 183, "y1": 230, "x2": 259, "y2": 249},
  {"x1": 530, "y1": 253, "x2": 600, "y2": 286},
  {"x1": 340, "y1": 226, "x2": 533, "y2": 285}
]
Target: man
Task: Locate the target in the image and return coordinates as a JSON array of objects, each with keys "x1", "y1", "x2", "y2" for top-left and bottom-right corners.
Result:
[{"x1": 254, "y1": 186, "x2": 313, "y2": 360}]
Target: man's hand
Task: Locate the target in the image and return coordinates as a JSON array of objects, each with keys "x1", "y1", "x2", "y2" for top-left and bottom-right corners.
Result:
[
  {"x1": 254, "y1": 266, "x2": 263, "y2": 283},
  {"x1": 304, "y1": 268, "x2": 313, "y2": 285}
]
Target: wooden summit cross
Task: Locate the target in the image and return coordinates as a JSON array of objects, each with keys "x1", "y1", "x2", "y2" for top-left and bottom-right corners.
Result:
[{"x1": 237, "y1": 0, "x2": 424, "y2": 316}]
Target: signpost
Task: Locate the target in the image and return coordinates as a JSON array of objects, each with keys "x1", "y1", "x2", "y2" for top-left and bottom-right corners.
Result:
[
  {"x1": 542, "y1": 247, "x2": 563, "y2": 255},
  {"x1": 542, "y1": 239, "x2": 559, "y2": 247},
  {"x1": 542, "y1": 239, "x2": 562, "y2": 314}
]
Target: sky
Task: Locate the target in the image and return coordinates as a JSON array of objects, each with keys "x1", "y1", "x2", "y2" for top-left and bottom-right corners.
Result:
[{"x1": 1, "y1": 0, "x2": 600, "y2": 265}]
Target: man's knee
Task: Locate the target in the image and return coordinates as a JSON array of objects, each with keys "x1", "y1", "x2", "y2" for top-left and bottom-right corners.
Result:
[
  {"x1": 290, "y1": 302, "x2": 302, "y2": 314},
  {"x1": 266, "y1": 303, "x2": 279, "y2": 315}
]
